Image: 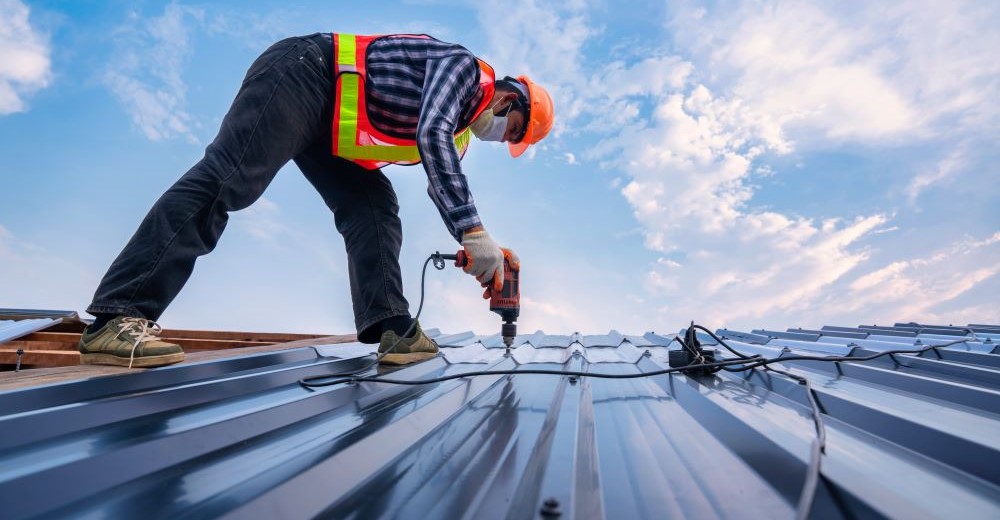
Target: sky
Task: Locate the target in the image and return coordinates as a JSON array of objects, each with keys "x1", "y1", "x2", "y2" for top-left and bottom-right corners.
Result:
[{"x1": 1, "y1": 0, "x2": 997, "y2": 336}]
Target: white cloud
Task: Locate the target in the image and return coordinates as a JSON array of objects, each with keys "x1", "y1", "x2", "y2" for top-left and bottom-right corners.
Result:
[
  {"x1": 668, "y1": 0, "x2": 1000, "y2": 143},
  {"x1": 0, "y1": 0, "x2": 51, "y2": 114},
  {"x1": 906, "y1": 147, "x2": 967, "y2": 202},
  {"x1": 474, "y1": 0, "x2": 595, "y2": 127},
  {"x1": 828, "y1": 232, "x2": 1000, "y2": 324},
  {"x1": 472, "y1": 0, "x2": 998, "y2": 331},
  {"x1": 103, "y1": 4, "x2": 203, "y2": 142},
  {"x1": 658, "y1": 1, "x2": 999, "y2": 243},
  {"x1": 610, "y1": 84, "x2": 794, "y2": 257}
]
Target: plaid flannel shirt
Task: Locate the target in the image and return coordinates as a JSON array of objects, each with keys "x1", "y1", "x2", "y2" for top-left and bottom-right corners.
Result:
[{"x1": 365, "y1": 36, "x2": 487, "y2": 241}]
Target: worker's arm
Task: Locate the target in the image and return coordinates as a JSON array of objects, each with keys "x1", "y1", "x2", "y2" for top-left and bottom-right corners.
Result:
[
  {"x1": 417, "y1": 52, "x2": 513, "y2": 291},
  {"x1": 416, "y1": 52, "x2": 482, "y2": 242}
]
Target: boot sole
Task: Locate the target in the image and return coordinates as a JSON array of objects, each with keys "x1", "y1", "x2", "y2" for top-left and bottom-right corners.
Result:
[
  {"x1": 80, "y1": 352, "x2": 185, "y2": 368},
  {"x1": 379, "y1": 352, "x2": 437, "y2": 365}
]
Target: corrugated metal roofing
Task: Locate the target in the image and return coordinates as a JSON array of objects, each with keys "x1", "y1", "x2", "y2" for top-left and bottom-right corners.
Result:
[
  {"x1": 0, "y1": 322, "x2": 998, "y2": 519},
  {"x1": 0, "y1": 318, "x2": 61, "y2": 344}
]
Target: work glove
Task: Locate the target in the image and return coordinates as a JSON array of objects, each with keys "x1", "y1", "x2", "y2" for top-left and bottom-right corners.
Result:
[{"x1": 460, "y1": 229, "x2": 519, "y2": 295}]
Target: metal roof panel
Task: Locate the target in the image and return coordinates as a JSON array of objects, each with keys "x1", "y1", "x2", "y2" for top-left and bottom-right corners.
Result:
[
  {"x1": 0, "y1": 318, "x2": 61, "y2": 344},
  {"x1": 1, "y1": 321, "x2": 998, "y2": 519}
]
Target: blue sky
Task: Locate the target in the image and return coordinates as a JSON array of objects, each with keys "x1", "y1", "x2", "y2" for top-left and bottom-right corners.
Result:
[{"x1": 1, "y1": 0, "x2": 997, "y2": 335}]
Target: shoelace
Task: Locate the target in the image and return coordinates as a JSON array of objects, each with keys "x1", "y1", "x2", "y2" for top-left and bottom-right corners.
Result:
[{"x1": 113, "y1": 317, "x2": 164, "y2": 369}]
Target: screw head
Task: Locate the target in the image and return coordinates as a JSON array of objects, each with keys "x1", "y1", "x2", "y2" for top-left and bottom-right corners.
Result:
[{"x1": 540, "y1": 497, "x2": 561, "y2": 516}]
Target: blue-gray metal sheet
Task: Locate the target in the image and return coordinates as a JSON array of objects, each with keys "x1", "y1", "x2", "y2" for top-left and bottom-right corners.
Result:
[
  {"x1": 859, "y1": 325, "x2": 926, "y2": 336},
  {"x1": 0, "y1": 322, "x2": 998, "y2": 519},
  {"x1": 624, "y1": 334, "x2": 656, "y2": 347},
  {"x1": 864, "y1": 333, "x2": 931, "y2": 344},
  {"x1": 752, "y1": 329, "x2": 822, "y2": 342},
  {"x1": 790, "y1": 328, "x2": 869, "y2": 340},
  {"x1": 581, "y1": 331, "x2": 624, "y2": 347},
  {"x1": 763, "y1": 338, "x2": 856, "y2": 355},
  {"x1": 0, "y1": 318, "x2": 61, "y2": 344},
  {"x1": 429, "y1": 330, "x2": 477, "y2": 346},
  {"x1": 917, "y1": 332, "x2": 982, "y2": 342},
  {"x1": 641, "y1": 332, "x2": 679, "y2": 347},
  {"x1": 0, "y1": 309, "x2": 78, "y2": 320},
  {"x1": 844, "y1": 326, "x2": 916, "y2": 337},
  {"x1": 716, "y1": 329, "x2": 772, "y2": 344}
]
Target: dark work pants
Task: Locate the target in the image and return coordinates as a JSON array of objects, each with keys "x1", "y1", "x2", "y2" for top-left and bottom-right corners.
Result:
[{"x1": 87, "y1": 35, "x2": 409, "y2": 343}]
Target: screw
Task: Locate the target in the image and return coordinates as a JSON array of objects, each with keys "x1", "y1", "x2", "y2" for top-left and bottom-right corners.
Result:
[
  {"x1": 540, "y1": 497, "x2": 561, "y2": 517},
  {"x1": 15, "y1": 348, "x2": 24, "y2": 372}
]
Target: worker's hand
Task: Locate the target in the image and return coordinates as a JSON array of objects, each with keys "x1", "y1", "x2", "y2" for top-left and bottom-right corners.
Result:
[
  {"x1": 478, "y1": 248, "x2": 520, "y2": 299},
  {"x1": 483, "y1": 247, "x2": 521, "y2": 300},
  {"x1": 460, "y1": 229, "x2": 506, "y2": 292}
]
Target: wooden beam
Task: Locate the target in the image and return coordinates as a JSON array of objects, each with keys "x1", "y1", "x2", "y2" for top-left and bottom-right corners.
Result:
[
  {"x1": 0, "y1": 350, "x2": 80, "y2": 367},
  {"x1": 0, "y1": 334, "x2": 357, "y2": 391},
  {"x1": 3, "y1": 340, "x2": 78, "y2": 351}
]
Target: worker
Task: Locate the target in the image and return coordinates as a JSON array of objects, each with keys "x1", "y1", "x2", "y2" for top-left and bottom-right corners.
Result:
[{"x1": 77, "y1": 33, "x2": 554, "y2": 368}]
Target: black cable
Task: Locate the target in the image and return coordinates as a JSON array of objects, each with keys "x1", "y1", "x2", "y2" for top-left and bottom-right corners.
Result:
[
  {"x1": 720, "y1": 338, "x2": 970, "y2": 373},
  {"x1": 708, "y1": 335, "x2": 967, "y2": 520},
  {"x1": 299, "y1": 254, "x2": 443, "y2": 385},
  {"x1": 764, "y1": 365, "x2": 825, "y2": 520},
  {"x1": 298, "y1": 251, "x2": 972, "y2": 519},
  {"x1": 691, "y1": 324, "x2": 756, "y2": 359},
  {"x1": 299, "y1": 356, "x2": 764, "y2": 387}
]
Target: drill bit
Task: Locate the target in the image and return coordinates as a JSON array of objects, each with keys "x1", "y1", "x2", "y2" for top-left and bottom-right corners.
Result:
[{"x1": 502, "y1": 319, "x2": 516, "y2": 355}]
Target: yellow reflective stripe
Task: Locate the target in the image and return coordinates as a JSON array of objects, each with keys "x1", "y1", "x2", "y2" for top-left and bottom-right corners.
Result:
[
  {"x1": 454, "y1": 128, "x2": 471, "y2": 154},
  {"x1": 336, "y1": 75, "x2": 420, "y2": 161},
  {"x1": 337, "y1": 73, "x2": 362, "y2": 156},
  {"x1": 335, "y1": 34, "x2": 472, "y2": 164},
  {"x1": 337, "y1": 34, "x2": 356, "y2": 67},
  {"x1": 337, "y1": 82, "x2": 420, "y2": 160}
]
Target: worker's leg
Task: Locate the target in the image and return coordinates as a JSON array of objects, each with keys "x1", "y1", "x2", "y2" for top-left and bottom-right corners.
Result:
[
  {"x1": 87, "y1": 36, "x2": 332, "y2": 321},
  {"x1": 294, "y1": 148, "x2": 411, "y2": 344}
]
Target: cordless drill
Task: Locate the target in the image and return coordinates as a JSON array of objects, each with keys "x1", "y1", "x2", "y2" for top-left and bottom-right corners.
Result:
[{"x1": 437, "y1": 251, "x2": 520, "y2": 350}]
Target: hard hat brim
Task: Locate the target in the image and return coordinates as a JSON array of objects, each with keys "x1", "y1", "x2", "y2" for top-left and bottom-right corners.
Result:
[{"x1": 508, "y1": 137, "x2": 531, "y2": 157}]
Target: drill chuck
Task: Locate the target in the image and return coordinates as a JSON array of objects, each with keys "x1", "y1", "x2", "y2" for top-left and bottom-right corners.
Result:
[{"x1": 501, "y1": 321, "x2": 517, "y2": 347}]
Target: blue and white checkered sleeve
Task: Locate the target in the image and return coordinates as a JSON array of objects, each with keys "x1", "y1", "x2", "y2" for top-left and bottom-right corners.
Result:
[{"x1": 416, "y1": 53, "x2": 482, "y2": 242}]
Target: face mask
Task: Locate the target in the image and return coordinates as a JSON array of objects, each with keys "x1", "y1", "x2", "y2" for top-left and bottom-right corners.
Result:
[{"x1": 471, "y1": 100, "x2": 509, "y2": 142}]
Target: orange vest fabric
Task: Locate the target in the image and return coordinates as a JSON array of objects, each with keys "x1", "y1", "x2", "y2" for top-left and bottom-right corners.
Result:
[{"x1": 331, "y1": 33, "x2": 496, "y2": 170}]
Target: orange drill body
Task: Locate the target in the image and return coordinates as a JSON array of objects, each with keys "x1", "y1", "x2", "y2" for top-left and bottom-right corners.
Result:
[{"x1": 444, "y1": 251, "x2": 520, "y2": 347}]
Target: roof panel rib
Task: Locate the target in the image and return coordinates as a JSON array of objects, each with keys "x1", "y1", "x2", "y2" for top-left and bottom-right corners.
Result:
[{"x1": 0, "y1": 321, "x2": 998, "y2": 519}]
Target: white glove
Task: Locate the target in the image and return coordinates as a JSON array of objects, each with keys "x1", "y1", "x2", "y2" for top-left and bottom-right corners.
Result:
[{"x1": 461, "y1": 229, "x2": 505, "y2": 290}]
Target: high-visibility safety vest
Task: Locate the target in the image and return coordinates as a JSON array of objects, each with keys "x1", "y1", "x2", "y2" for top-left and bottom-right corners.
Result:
[{"x1": 331, "y1": 33, "x2": 496, "y2": 170}]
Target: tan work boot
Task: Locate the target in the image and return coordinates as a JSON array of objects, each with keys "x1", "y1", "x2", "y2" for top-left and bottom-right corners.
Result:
[
  {"x1": 78, "y1": 316, "x2": 185, "y2": 368},
  {"x1": 377, "y1": 320, "x2": 438, "y2": 365}
]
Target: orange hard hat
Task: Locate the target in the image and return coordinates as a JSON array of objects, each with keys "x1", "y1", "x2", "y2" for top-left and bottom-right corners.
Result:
[{"x1": 508, "y1": 75, "x2": 554, "y2": 158}]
